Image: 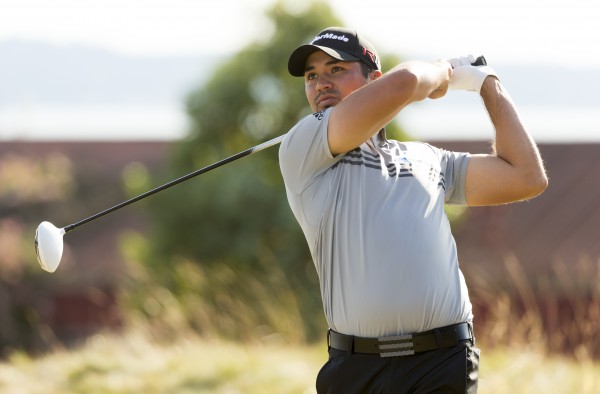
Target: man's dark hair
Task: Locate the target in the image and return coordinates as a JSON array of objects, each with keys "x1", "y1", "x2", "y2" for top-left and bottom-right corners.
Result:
[{"x1": 360, "y1": 62, "x2": 376, "y2": 79}]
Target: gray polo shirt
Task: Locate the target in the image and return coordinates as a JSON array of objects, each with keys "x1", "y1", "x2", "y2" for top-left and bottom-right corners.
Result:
[{"x1": 279, "y1": 108, "x2": 473, "y2": 337}]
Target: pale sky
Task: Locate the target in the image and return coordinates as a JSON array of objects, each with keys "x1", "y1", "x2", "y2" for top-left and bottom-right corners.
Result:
[
  {"x1": 1, "y1": 0, "x2": 597, "y2": 66},
  {"x1": 1, "y1": 0, "x2": 599, "y2": 141}
]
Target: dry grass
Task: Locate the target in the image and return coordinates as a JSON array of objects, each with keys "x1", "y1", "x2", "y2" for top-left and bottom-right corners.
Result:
[
  {"x1": 2, "y1": 231, "x2": 598, "y2": 392},
  {"x1": 479, "y1": 344, "x2": 600, "y2": 394},
  {"x1": 466, "y1": 255, "x2": 600, "y2": 359},
  {"x1": 1, "y1": 329, "x2": 599, "y2": 394},
  {"x1": 0, "y1": 330, "x2": 324, "y2": 394}
]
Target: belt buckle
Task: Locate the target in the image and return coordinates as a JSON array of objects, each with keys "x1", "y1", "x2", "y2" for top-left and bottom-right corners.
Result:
[{"x1": 377, "y1": 334, "x2": 415, "y2": 358}]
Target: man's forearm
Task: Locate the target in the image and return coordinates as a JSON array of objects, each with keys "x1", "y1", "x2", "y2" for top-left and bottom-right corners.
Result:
[{"x1": 480, "y1": 77, "x2": 548, "y2": 196}]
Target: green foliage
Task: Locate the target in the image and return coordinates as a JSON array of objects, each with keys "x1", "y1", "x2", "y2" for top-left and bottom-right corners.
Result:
[{"x1": 134, "y1": 1, "x2": 406, "y2": 342}]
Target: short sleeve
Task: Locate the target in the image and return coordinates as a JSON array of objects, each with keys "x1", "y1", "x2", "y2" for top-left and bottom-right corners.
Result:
[
  {"x1": 441, "y1": 149, "x2": 471, "y2": 205},
  {"x1": 279, "y1": 108, "x2": 342, "y2": 194}
]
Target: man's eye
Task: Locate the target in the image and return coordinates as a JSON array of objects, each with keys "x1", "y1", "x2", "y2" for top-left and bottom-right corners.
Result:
[
  {"x1": 306, "y1": 73, "x2": 317, "y2": 81},
  {"x1": 331, "y1": 66, "x2": 343, "y2": 73}
]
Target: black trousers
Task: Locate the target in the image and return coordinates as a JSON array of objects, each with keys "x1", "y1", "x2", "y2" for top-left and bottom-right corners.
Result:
[{"x1": 316, "y1": 339, "x2": 480, "y2": 393}]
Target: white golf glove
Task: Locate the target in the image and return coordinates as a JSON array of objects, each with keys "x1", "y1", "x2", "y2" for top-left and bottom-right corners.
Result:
[{"x1": 447, "y1": 55, "x2": 497, "y2": 93}]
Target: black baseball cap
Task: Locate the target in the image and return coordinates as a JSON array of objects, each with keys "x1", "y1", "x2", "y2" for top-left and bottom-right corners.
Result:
[{"x1": 288, "y1": 27, "x2": 381, "y2": 77}]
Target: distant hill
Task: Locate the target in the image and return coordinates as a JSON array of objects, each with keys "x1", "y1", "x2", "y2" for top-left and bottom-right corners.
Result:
[
  {"x1": 0, "y1": 40, "x2": 223, "y2": 106},
  {"x1": 495, "y1": 62, "x2": 600, "y2": 108},
  {"x1": 2, "y1": 39, "x2": 599, "y2": 108}
]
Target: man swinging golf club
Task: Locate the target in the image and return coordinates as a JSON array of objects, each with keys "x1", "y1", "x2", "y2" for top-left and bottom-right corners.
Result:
[{"x1": 279, "y1": 27, "x2": 547, "y2": 393}]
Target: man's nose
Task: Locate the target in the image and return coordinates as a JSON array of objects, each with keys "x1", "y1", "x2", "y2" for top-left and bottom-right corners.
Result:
[{"x1": 316, "y1": 74, "x2": 333, "y2": 90}]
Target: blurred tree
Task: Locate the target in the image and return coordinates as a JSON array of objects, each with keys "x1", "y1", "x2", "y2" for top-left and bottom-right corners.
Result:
[
  {"x1": 0, "y1": 153, "x2": 75, "y2": 354},
  {"x1": 138, "y1": 0, "x2": 404, "y2": 342}
]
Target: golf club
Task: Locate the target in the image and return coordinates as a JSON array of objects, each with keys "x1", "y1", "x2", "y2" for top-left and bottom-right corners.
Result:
[{"x1": 34, "y1": 134, "x2": 285, "y2": 273}]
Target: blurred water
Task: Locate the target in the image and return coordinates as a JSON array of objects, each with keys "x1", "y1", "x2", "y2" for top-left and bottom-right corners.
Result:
[
  {"x1": 0, "y1": 104, "x2": 188, "y2": 140},
  {"x1": 2, "y1": 103, "x2": 597, "y2": 143},
  {"x1": 401, "y1": 104, "x2": 600, "y2": 143}
]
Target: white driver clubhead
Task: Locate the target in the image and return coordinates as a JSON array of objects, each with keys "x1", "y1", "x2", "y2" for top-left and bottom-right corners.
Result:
[{"x1": 35, "y1": 221, "x2": 65, "y2": 273}]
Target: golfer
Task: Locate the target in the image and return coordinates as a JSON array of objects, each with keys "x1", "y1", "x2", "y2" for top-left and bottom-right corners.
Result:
[{"x1": 279, "y1": 27, "x2": 547, "y2": 393}]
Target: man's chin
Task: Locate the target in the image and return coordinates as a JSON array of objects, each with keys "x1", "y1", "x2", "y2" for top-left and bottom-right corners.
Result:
[{"x1": 318, "y1": 103, "x2": 336, "y2": 111}]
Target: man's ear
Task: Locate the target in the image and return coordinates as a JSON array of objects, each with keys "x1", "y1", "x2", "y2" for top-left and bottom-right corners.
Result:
[{"x1": 369, "y1": 70, "x2": 383, "y2": 82}]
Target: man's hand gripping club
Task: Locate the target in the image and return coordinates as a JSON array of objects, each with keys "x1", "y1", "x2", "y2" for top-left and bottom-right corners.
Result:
[{"x1": 448, "y1": 55, "x2": 497, "y2": 93}]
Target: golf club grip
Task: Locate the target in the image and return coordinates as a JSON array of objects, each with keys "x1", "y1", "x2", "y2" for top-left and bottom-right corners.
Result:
[
  {"x1": 63, "y1": 134, "x2": 285, "y2": 233},
  {"x1": 471, "y1": 56, "x2": 486, "y2": 66}
]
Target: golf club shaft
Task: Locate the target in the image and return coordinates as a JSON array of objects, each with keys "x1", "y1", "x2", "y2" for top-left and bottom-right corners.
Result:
[
  {"x1": 62, "y1": 57, "x2": 487, "y2": 233},
  {"x1": 64, "y1": 134, "x2": 285, "y2": 233}
]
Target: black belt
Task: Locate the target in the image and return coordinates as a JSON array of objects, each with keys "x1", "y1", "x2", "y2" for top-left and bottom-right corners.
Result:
[{"x1": 328, "y1": 322, "x2": 473, "y2": 358}]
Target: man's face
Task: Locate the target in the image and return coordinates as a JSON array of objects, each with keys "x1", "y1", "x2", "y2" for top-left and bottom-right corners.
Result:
[{"x1": 303, "y1": 50, "x2": 370, "y2": 112}]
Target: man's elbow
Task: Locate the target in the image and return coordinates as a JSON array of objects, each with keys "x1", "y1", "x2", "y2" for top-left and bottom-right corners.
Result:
[{"x1": 521, "y1": 170, "x2": 549, "y2": 200}]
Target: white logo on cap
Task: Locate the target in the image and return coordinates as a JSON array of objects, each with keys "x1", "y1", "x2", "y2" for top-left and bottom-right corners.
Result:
[{"x1": 312, "y1": 33, "x2": 349, "y2": 44}]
